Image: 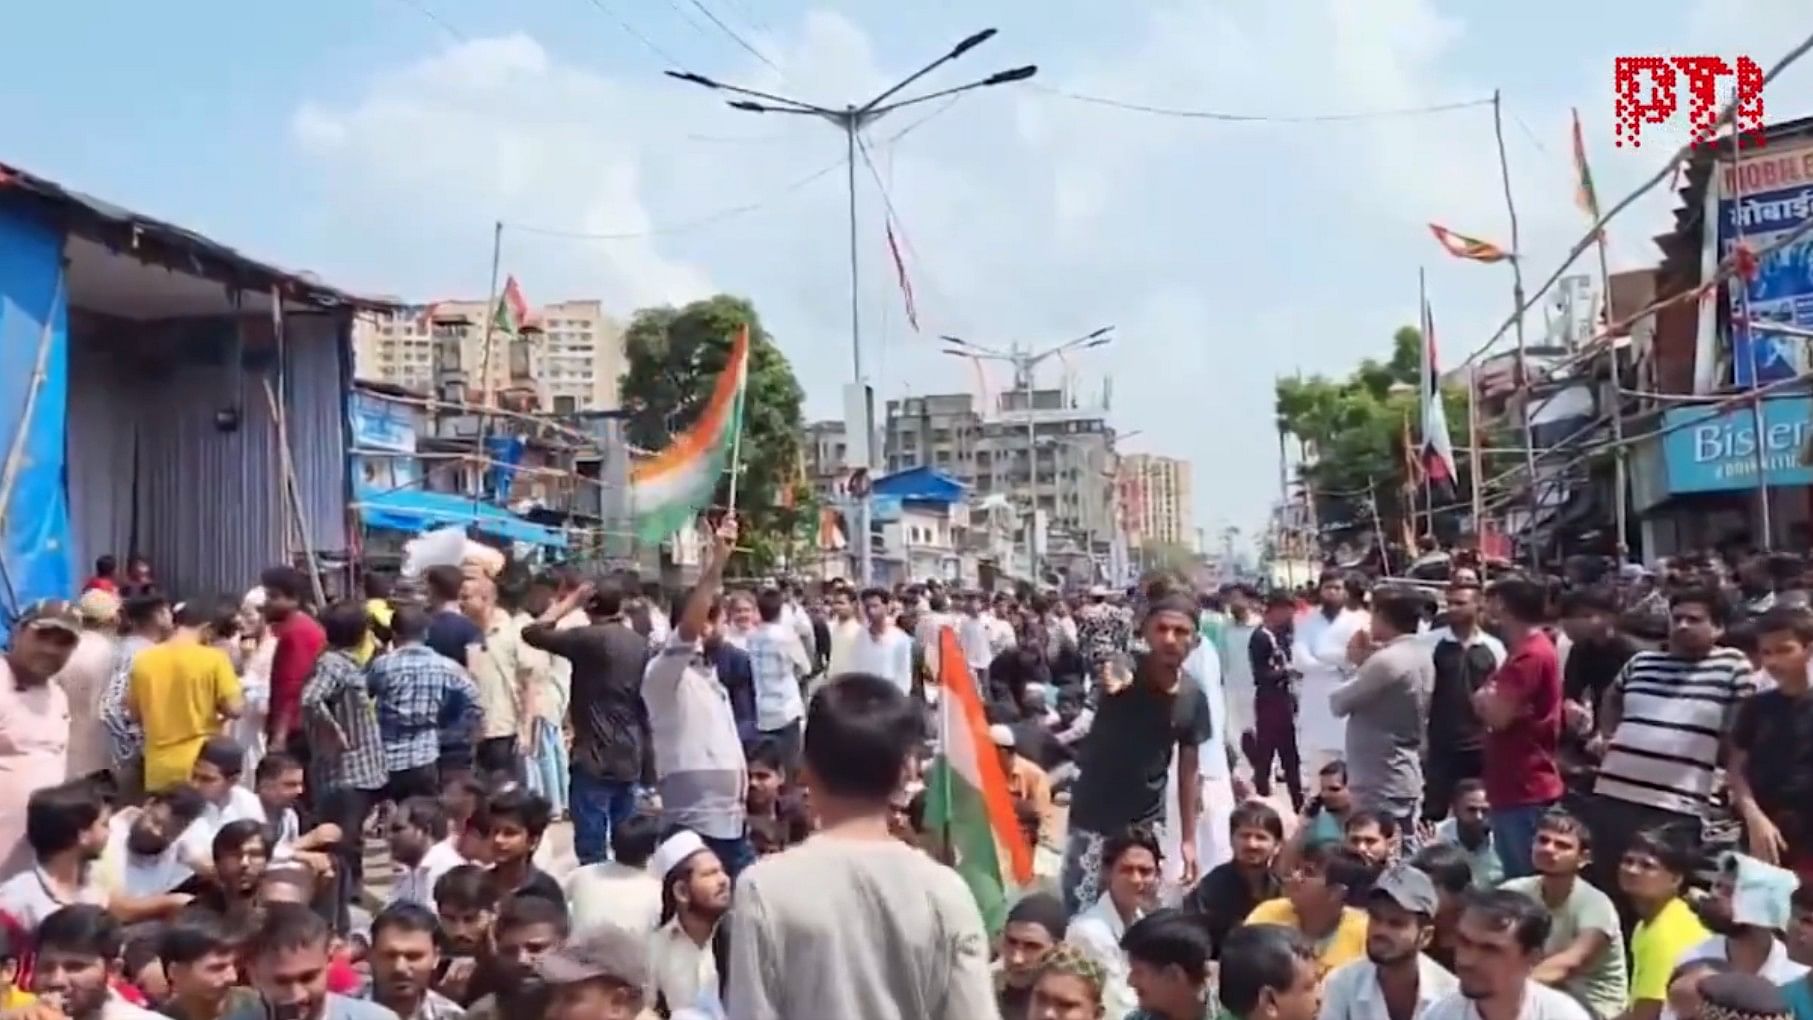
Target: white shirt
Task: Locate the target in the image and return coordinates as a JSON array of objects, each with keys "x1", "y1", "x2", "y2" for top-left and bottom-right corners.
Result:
[
  {"x1": 1320, "y1": 955, "x2": 1459, "y2": 1020},
  {"x1": 0, "y1": 863, "x2": 109, "y2": 931},
  {"x1": 565, "y1": 860, "x2": 663, "y2": 935},
  {"x1": 1293, "y1": 607, "x2": 1370, "y2": 682},
  {"x1": 847, "y1": 626, "x2": 914, "y2": 695},
  {"x1": 826, "y1": 617, "x2": 864, "y2": 677},
  {"x1": 98, "y1": 809, "x2": 192, "y2": 898},
  {"x1": 747, "y1": 622, "x2": 808, "y2": 732},
  {"x1": 1065, "y1": 893, "x2": 1142, "y2": 1020},
  {"x1": 987, "y1": 615, "x2": 1016, "y2": 657},
  {"x1": 391, "y1": 838, "x2": 467, "y2": 910},
  {"x1": 1661, "y1": 936, "x2": 1809, "y2": 1020},
  {"x1": 957, "y1": 615, "x2": 993, "y2": 669},
  {"x1": 1420, "y1": 982, "x2": 1592, "y2": 1020},
  {"x1": 650, "y1": 917, "x2": 721, "y2": 1015},
  {"x1": 176, "y1": 785, "x2": 265, "y2": 866}
]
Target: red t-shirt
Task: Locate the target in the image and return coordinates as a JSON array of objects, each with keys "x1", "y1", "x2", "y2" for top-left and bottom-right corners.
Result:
[
  {"x1": 82, "y1": 576, "x2": 118, "y2": 593},
  {"x1": 268, "y1": 611, "x2": 326, "y2": 741},
  {"x1": 1482, "y1": 628, "x2": 1564, "y2": 807}
]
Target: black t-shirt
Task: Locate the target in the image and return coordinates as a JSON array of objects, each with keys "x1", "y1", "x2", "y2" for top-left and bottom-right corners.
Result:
[
  {"x1": 427, "y1": 609, "x2": 484, "y2": 667},
  {"x1": 1428, "y1": 636, "x2": 1501, "y2": 753},
  {"x1": 521, "y1": 619, "x2": 651, "y2": 783},
  {"x1": 1068, "y1": 657, "x2": 1214, "y2": 835},
  {"x1": 1732, "y1": 686, "x2": 1813, "y2": 850},
  {"x1": 1184, "y1": 861, "x2": 1282, "y2": 958}
]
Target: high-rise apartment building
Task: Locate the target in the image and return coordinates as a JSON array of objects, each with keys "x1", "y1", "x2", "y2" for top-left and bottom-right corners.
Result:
[
  {"x1": 1121, "y1": 453, "x2": 1193, "y2": 549},
  {"x1": 353, "y1": 298, "x2": 627, "y2": 412}
]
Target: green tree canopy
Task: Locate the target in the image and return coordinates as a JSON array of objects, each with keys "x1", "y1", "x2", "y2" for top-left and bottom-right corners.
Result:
[
  {"x1": 1273, "y1": 326, "x2": 1478, "y2": 542},
  {"x1": 619, "y1": 294, "x2": 807, "y2": 567}
]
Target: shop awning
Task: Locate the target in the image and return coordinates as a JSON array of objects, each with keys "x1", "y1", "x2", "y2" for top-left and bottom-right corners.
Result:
[{"x1": 354, "y1": 488, "x2": 568, "y2": 548}]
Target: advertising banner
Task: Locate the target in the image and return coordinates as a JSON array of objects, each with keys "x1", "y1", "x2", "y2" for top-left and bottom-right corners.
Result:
[
  {"x1": 1659, "y1": 395, "x2": 1813, "y2": 495},
  {"x1": 1716, "y1": 142, "x2": 1813, "y2": 386}
]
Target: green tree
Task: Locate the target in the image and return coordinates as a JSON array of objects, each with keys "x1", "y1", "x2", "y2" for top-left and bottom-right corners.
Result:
[
  {"x1": 619, "y1": 294, "x2": 807, "y2": 568},
  {"x1": 1273, "y1": 326, "x2": 1485, "y2": 544}
]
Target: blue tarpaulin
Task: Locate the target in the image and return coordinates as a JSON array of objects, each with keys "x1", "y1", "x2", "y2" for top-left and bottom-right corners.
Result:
[
  {"x1": 0, "y1": 205, "x2": 74, "y2": 628},
  {"x1": 355, "y1": 486, "x2": 567, "y2": 548}
]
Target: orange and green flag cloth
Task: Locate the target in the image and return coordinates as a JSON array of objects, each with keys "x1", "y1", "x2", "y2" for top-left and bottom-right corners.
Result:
[
  {"x1": 493, "y1": 275, "x2": 529, "y2": 335},
  {"x1": 1571, "y1": 107, "x2": 1601, "y2": 223},
  {"x1": 1428, "y1": 223, "x2": 1510, "y2": 263}
]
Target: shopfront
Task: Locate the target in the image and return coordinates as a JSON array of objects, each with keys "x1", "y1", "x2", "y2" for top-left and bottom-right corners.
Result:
[{"x1": 1632, "y1": 393, "x2": 1813, "y2": 557}]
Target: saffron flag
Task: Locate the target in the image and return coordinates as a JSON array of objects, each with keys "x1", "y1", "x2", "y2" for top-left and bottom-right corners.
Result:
[
  {"x1": 923, "y1": 628, "x2": 1033, "y2": 935},
  {"x1": 493, "y1": 275, "x2": 529, "y2": 335},
  {"x1": 1571, "y1": 108, "x2": 1601, "y2": 222},
  {"x1": 1428, "y1": 223, "x2": 1509, "y2": 263},
  {"x1": 1420, "y1": 300, "x2": 1457, "y2": 485},
  {"x1": 885, "y1": 219, "x2": 919, "y2": 332},
  {"x1": 629, "y1": 325, "x2": 749, "y2": 542}
]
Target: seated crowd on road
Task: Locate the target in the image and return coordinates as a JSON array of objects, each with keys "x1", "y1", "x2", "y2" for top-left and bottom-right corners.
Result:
[{"x1": 3, "y1": 532, "x2": 1813, "y2": 1020}]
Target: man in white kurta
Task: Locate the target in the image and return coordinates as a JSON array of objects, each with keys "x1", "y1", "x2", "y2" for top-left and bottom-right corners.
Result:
[
  {"x1": 1291, "y1": 573, "x2": 1370, "y2": 775},
  {"x1": 1161, "y1": 635, "x2": 1241, "y2": 904}
]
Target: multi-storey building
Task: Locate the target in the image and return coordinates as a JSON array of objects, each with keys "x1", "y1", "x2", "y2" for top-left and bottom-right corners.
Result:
[
  {"x1": 1121, "y1": 453, "x2": 1194, "y2": 549},
  {"x1": 883, "y1": 389, "x2": 1120, "y2": 559},
  {"x1": 353, "y1": 298, "x2": 626, "y2": 412}
]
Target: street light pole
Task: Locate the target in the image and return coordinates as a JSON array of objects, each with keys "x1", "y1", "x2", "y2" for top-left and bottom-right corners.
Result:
[
  {"x1": 943, "y1": 327, "x2": 1113, "y2": 581},
  {"x1": 668, "y1": 32, "x2": 1037, "y2": 587}
]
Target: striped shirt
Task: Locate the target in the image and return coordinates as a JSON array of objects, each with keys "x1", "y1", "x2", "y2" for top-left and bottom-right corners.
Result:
[{"x1": 1594, "y1": 648, "x2": 1754, "y2": 816}]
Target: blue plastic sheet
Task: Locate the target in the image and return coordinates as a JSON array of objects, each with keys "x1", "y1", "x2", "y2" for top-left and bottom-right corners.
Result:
[
  {"x1": 0, "y1": 206, "x2": 74, "y2": 630},
  {"x1": 355, "y1": 486, "x2": 567, "y2": 548}
]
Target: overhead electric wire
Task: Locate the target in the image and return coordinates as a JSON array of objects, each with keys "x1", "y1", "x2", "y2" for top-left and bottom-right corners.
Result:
[
  {"x1": 579, "y1": 0, "x2": 687, "y2": 67},
  {"x1": 390, "y1": 0, "x2": 466, "y2": 42},
  {"x1": 1447, "y1": 28, "x2": 1813, "y2": 375},
  {"x1": 1032, "y1": 84, "x2": 1494, "y2": 123},
  {"x1": 686, "y1": 0, "x2": 782, "y2": 73}
]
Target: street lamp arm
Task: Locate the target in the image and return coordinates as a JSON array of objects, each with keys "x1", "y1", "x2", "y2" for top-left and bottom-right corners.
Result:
[
  {"x1": 869, "y1": 68, "x2": 1039, "y2": 118},
  {"x1": 667, "y1": 69, "x2": 831, "y2": 114},
  {"x1": 861, "y1": 27, "x2": 999, "y2": 113},
  {"x1": 726, "y1": 100, "x2": 821, "y2": 115}
]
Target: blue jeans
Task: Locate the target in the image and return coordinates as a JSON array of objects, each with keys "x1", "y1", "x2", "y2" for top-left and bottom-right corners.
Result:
[
  {"x1": 569, "y1": 771, "x2": 639, "y2": 866},
  {"x1": 1491, "y1": 801, "x2": 1556, "y2": 879},
  {"x1": 703, "y1": 832, "x2": 756, "y2": 881}
]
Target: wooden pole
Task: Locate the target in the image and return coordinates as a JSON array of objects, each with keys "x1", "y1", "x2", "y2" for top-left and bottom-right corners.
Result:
[
  {"x1": 1419, "y1": 268, "x2": 1435, "y2": 541},
  {"x1": 1493, "y1": 90, "x2": 1540, "y2": 568},
  {"x1": 1724, "y1": 101, "x2": 1773, "y2": 549},
  {"x1": 1591, "y1": 236, "x2": 1631, "y2": 559},
  {"x1": 473, "y1": 220, "x2": 503, "y2": 510},
  {"x1": 1468, "y1": 365, "x2": 1486, "y2": 532}
]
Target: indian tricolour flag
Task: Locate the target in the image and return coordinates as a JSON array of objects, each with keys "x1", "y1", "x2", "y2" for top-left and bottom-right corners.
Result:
[
  {"x1": 924, "y1": 627, "x2": 1033, "y2": 935},
  {"x1": 630, "y1": 325, "x2": 749, "y2": 542}
]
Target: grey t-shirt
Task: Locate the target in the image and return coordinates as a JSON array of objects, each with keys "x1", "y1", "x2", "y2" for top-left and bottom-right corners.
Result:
[
  {"x1": 726, "y1": 835, "x2": 993, "y2": 1020},
  {"x1": 1500, "y1": 877, "x2": 1629, "y2": 1019}
]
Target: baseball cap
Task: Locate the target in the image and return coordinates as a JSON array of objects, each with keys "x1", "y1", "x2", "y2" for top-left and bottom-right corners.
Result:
[
  {"x1": 16, "y1": 599, "x2": 81, "y2": 639},
  {"x1": 1369, "y1": 863, "x2": 1439, "y2": 916},
  {"x1": 76, "y1": 589, "x2": 121, "y2": 626},
  {"x1": 535, "y1": 926, "x2": 649, "y2": 989}
]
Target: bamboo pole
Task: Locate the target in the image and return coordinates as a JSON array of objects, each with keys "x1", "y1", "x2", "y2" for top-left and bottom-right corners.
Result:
[{"x1": 1493, "y1": 90, "x2": 1540, "y2": 568}]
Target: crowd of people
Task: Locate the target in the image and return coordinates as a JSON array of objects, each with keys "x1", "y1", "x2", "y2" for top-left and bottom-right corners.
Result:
[{"x1": 2, "y1": 528, "x2": 1813, "y2": 1020}]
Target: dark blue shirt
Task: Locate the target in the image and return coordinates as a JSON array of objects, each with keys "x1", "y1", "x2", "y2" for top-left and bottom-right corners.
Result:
[{"x1": 426, "y1": 609, "x2": 483, "y2": 668}]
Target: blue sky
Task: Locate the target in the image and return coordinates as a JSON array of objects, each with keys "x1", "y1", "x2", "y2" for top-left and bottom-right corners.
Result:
[{"x1": 3, "y1": 0, "x2": 1808, "y2": 544}]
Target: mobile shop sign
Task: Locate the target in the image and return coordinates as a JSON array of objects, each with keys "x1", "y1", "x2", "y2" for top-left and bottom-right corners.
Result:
[
  {"x1": 1614, "y1": 56, "x2": 1764, "y2": 149},
  {"x1": 1660, "y1": 395, "x2": 1813, "y2": 495},
  {"x1": 1714, "y1": 142, "x2": 1813, "y2": 386}
]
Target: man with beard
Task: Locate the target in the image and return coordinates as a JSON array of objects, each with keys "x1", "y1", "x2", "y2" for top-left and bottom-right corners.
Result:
[
  {"x1": 1430, "y1": 781, "x2": 1505, "y2": 890},
  {"x1": 1670, "y1": 854, "x2": 1807, "y2": 999},
  {"x1": 1062, "y1": 595, "x2": 1213, "y2": 913},
  {"x1": 366, "y1": 902, "x2": 465, "y2": 1019},
  {"x1": 1498, "y1": 810, "x2": 1627, "y2": 1020},
  {"x1": 648, "y1": 831, "x2": 731, "y2": 1015},
  {"x1": 182, "y1": 820, "x2": 269, "y2": 925},
  {"x1": 430, "y1": 866, "x2": 497, "y2": 1006},
  {"x1": 1185, "y1": 802, "x2": 1285, "y2": 960},
  {"x1": 95, "y1": 785, "x2": 208, "y2": 908},
  {"x1": 1423, "y1": 584, "x2": 1505, "y2": 822},
  {"x1": 1318, "y1": 865, "x2": 1458, "y2": 1020},
  {"x1": 0, "y1": 601, "x2": 82, "y2": 875},
  {"x1": 995, "y1": 894, "x2": 1068, "y2": 1019},
  {"x1": 248, "y1": 904, "x2": 396, "y2": 1020},
  {"x1": 465, "y1": 896, "x2": 570, "y2": 1020},
  {"x1": 1419, "y1": 890, "x2": 1591, "y2": 1020},
  {"x1": 386, "y1": 797, "x2": 465, "y2": 911},
  {"x1": 16, "y1": 905, "x2": 162, "y2": 1019},
  {"x1": 1292, "y1": 572, "x2": 1371, "y2": 774}
]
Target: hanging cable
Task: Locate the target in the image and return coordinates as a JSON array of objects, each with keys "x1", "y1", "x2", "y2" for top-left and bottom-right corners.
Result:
[
  {"x1": 503, "y1": 157, "x2": 844, "y2": 241},
  {"x1": 579, "y1": 0, "x2": 688, "y2": 67},
  {"x1": 390, "y1": 0, "x2": 466, "y2": 42},
  {"x1": 1031, "y1": 84, "x2": 1493, "y2": 123},
  {"x1": 686, "y1": 0, "x2": 781, "y2": 73}
]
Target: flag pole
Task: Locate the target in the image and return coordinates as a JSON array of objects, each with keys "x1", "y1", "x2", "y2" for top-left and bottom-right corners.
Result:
[
  {"x1": 1577, "y1": 108, "x2": 1630, "y2": 560},
  {"x1": 725, "y1": 328, "x2": 749, "y2": 511},
  {"x1": 1725, "y1": 95, "x2": 1774, "y2": 550},
  {"x1": 1419, "y1": 268, "x2": 1435, "y2": 540},
  {"x1": 1493, "y1": 90, "x2": 1540, "y2": 568},
  {"x1": 1468, "y1": 364, "x2": 1486, "y2": 532},
  {"x1": 472, "y1": 220, "x2": 503, "y2": 516}
]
